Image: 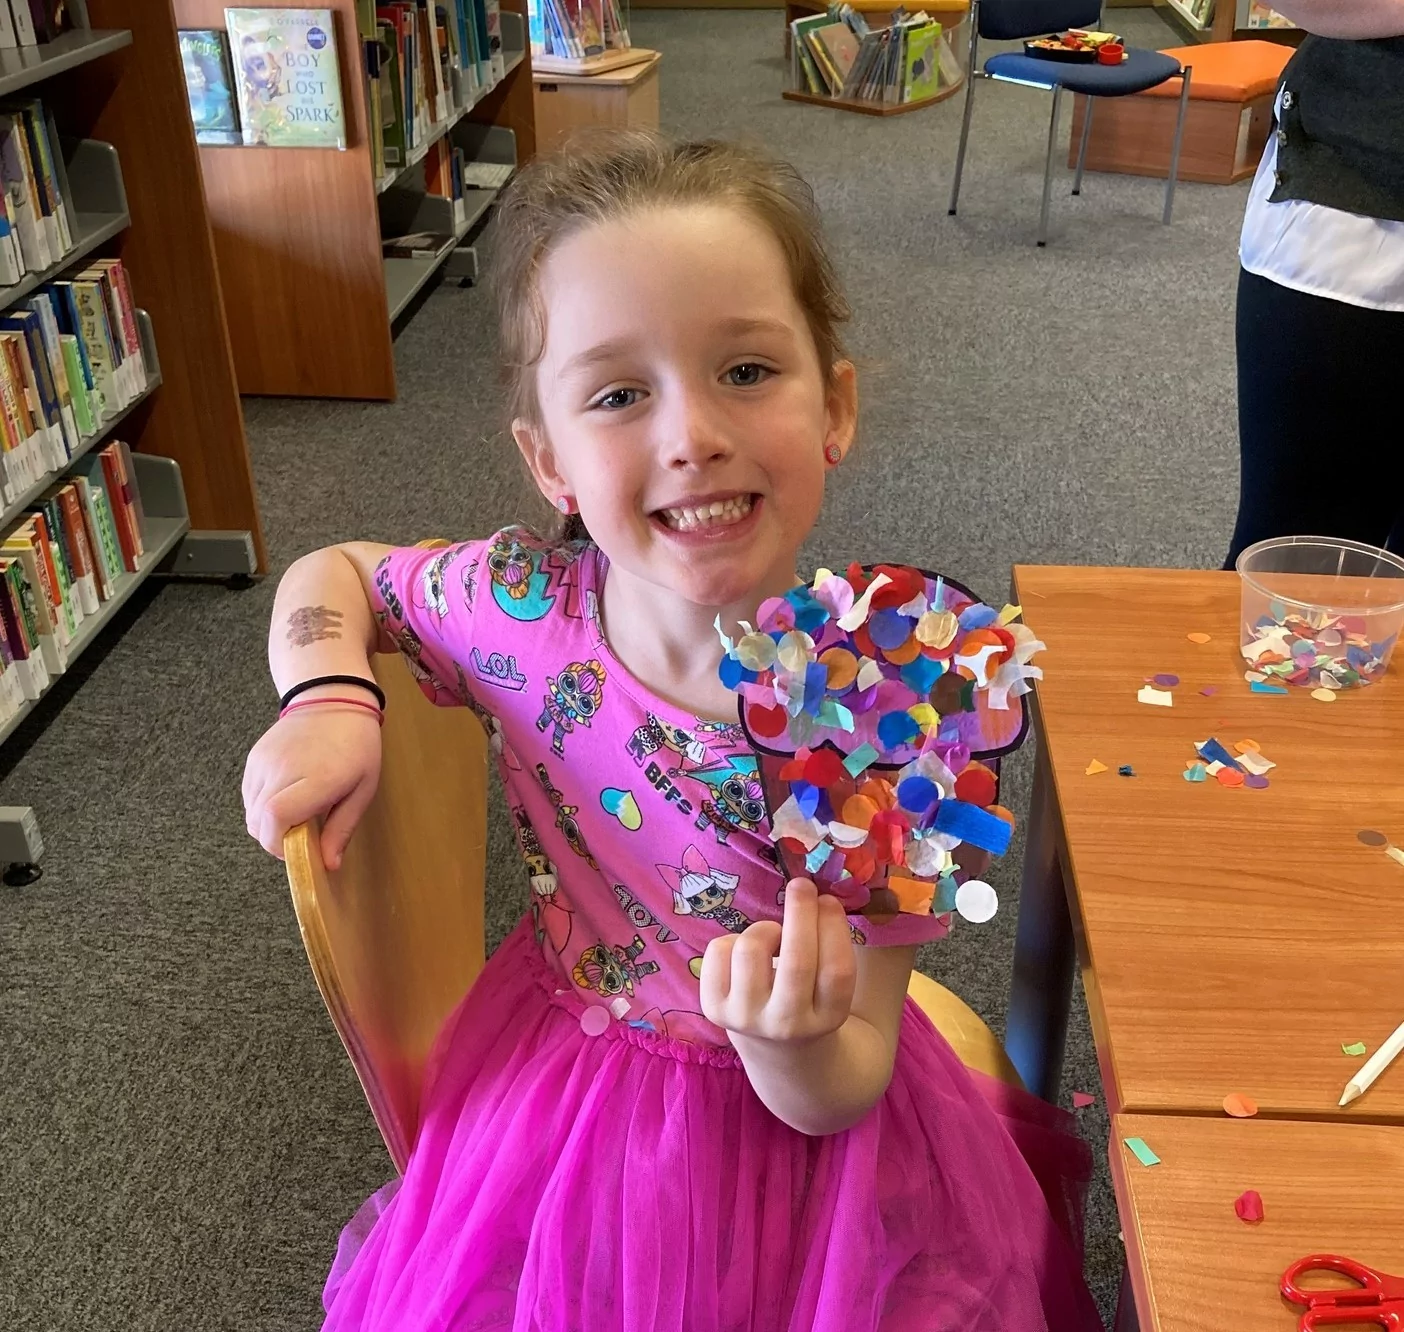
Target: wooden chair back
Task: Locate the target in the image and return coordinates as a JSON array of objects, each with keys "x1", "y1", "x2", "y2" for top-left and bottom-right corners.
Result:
[{"x1": 283, "y1": 648, "x2": 489, "y2": 1174}]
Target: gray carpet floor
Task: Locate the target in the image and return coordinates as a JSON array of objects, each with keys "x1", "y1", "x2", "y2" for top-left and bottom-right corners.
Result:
[{"x1": 0, "y1": 8, "x2": 1248, "y2": 1328}]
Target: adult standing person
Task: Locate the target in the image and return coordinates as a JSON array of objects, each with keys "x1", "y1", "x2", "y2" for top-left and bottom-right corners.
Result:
[{"x1": 1226, "y1": 1, "x2": 1404, "y2": 567}]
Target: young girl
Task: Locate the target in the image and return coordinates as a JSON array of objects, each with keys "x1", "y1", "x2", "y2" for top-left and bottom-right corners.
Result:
[{"x1": 243, "y1": 131, "x2": 1102, "y2": 1331}]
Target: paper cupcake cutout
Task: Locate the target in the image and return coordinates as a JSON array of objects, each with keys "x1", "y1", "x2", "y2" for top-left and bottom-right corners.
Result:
[{"x1": 716, "y1": 564, "x2": 1043, "y2": 925}]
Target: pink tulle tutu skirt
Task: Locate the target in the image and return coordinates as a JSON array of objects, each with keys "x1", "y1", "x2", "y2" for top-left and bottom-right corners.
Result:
[{"x1": 322, "y1": 919, "x2": 1102, "y2": 1331}]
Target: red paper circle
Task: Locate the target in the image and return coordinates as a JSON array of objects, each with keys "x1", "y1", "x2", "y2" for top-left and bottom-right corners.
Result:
[
  {"x1": 955, "y1": 764, "x2": 998, "y2": 808},
  {"x1": 749, "y1": 703, "x2": 788, "y2": 738},
  {"x1": 803, "y1": 750, "x2": 846, "y2": 788}
]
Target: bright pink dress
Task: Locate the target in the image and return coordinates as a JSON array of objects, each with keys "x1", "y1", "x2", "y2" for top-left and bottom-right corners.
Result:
[{"x1": 321, "y1": 529, "x2": 1102, "y2": 1331}]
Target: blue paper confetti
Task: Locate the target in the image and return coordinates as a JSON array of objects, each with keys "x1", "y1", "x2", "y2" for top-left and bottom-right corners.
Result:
[
  {"x1": 896, "y1": 775, "x2": 938, "y2": 813},
  {"x1": 805, "y1": 841, "x2": 833, "y2": 873},
  {"x1": 933, "y1": 800, "x2": 1013, "y2": 855},
  {"x1": 1118, "y1": 765, "x2": 1135, "y2": 777},
  {"x1": 1182, "y1": 763, "x2": 1207, "y2": 783},
  {"x1": 718, "y1": 655, "x2": 746, "y2": 689},
  {"x1": 627, "y1": 1019, "x2": 657, "y2": 1032},
  {"x1": 936, "y1": 874, "x2": 959, "y2": 913},
  {"x1": 958, "y1": 602, "x2": 999, "y2": 630},
  {"x1": 900, "y1": 654, "x2": 944, "y2": 695},
  {"x1": 803, "y1": 661, "x2": 828, "y2": 713},
  {"x1": 877, "y1": 710, "x2": 921, "y2": 749},
  {"x1": 1250, "y1": 680, "x2": 1289, "y2": 695},
  {"x1": 843, "y1": 743, "x2": 880, "y2": 778},
  {"x1": 792, "y1": 781, "x2": 820, "y2": 819},
  {"x1": 868, "y1": 608, "x2": 913, "y2": 650},
  {"x1": 1195, "y1": 738, "x2": 1243, "y2": 771}
]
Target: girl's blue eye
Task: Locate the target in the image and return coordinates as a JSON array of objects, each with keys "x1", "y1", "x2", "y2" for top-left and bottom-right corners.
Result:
[
  {"x1": 726, "y1": 363, "x2": 768, "y2": 387},
  {"x1": 595, "y1": 388, "x2": 641, "y2": 410}
]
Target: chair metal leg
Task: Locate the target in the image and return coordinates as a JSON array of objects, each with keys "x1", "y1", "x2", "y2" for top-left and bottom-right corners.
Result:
[
  {"x1": 1163, "y1": 66, "x2": 1192, "y2": 224},
  {"x1": 948, "y1": 71, "x2": 978, "y2": 216},
  {"x1": 1037, "y1": 84, "x2": 1064, "y2": 247},
  {"x1": 1072, "y1": 94, "x2": 1094, "y2": 196}
]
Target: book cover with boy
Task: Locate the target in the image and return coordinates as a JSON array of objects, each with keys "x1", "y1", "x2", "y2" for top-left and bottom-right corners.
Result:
[
  {"x1": 179, "y1": 29, "x2": 243, "y2": 145},
  {"x1": 226, "y1": 8, "x2": 348, "y2": 149}
]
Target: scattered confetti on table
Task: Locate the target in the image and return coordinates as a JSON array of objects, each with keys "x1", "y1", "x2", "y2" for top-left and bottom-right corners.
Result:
[
  {"x1": 1357, "y1": 830, "x2": 1389, "y2": 847},
  {"x1": 1085, "y1": 759, "x2": 1108, "y2": 776},
  {"x1": 1343, "y1": 1041, "x2": 1368, "y2": 1057},
  {"x1": 1199, "y1": 685, "x2": 1218, "y2": 696},
  {"x1": 1149, "y1": 673, "x2": 1180, "y2": 688},
  {"x1": 1188, "y1": 737, "x2": 1273, "y2": 791},
  {"x1": 1249, "y1": 680, "x2": 1289, "y2": 696},
  {"x1": 1124, "y1": 1137, "x2": 1161, "y2": 1167},
  {"x1": 1118, "y1": 765, "x2": 1135, "y2": 777},
  {"x1": 716, "y1": 564, "x2": 1043, "y2": 924},
  {"x1": 1222, "y1": 1092, "x2": 1259, "y2": 1118},
  {"x1": 1072, "y1": 1091, "x2": 1097, "y2": 1109},
  {"x1": 1241, "y1": 601, "x2": 1394, "y2": 690},
  {"x1": 1187, "y1": 632, "x2": 1212, "y2": 645},
  {"x1": 1234, "y1": 1190, "x2": 1265, "y2": 1224},
  {"x1": 1137, "y1": 685, "x2": 1173, "y2": 707},
  {"x1": 1311, "y1": 687, "x2": 1337, "y2": 703},
  {"x1": 1389, "y1": 847, "x2": 1404, "y2": 867}
]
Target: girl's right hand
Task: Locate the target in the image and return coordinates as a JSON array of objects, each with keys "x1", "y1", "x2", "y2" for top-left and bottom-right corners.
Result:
[{"x1": 242, "y1": 707, "x2": 383, "y2": 871}]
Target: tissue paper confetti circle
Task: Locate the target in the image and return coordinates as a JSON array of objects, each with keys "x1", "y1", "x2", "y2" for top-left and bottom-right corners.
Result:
[
  {"x1": 715, "y1": 564, "x2": 1042, "y2": 923},
  {"x1": 579, "y1": 1006, "x2": 611, "y2": 1037},
  {"x1": 955, "y1": 879, "x2": 999, "y2": 924}
]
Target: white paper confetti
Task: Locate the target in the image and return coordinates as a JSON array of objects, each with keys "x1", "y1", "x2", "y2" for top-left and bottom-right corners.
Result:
[
  {"x1": 955, "y1": 879, "x2": 999, "y2": 924},
  {"x1": 1137, "y1": 685, "x2": 1173, "y2": 708}
]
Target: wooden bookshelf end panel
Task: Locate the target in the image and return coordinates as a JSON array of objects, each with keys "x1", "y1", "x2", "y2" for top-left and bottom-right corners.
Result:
[{"x1": 171, "y1": 0, "x2": 393, "y2": 401}]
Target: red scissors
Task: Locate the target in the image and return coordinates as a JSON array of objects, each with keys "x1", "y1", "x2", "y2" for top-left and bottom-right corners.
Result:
[{"x1": 1281, "y1": 1255, "x2": 1404, "y2": 1328}]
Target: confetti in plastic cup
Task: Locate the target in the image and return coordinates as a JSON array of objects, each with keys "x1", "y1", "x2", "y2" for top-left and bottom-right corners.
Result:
[{"x1": 1236, "y1": 536, "x2": 1404, "y2": 690}]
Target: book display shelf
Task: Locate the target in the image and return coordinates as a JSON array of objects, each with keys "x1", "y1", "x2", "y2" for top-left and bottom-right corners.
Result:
[
  {"x1": 0, "y1": 0, "x2": 265, "y2": 875},
  {"x1": 172, "y1": 0, "x2": 536, "y2": 401},
  {"x1": 1156, "y1": 0, "x2": 1303, "y2": 44}
]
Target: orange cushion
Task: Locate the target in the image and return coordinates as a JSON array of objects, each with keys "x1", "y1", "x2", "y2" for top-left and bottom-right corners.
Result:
[{"x1": 1139, "y1": 39, "x2": 1292, "y2": 101}]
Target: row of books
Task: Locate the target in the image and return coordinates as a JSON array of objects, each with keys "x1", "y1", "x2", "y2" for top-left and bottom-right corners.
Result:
[
  {"x1": 527, "y1": 0, "x2": 629, "y2": 63},
  {"x1": 0, "y1": 258, "x2": 150, "y2": 512},
  {"x1": 0, "y1": 98, "x2": 77, "y2": 288},
  {"x1": 791, "y1": 5, "x2": 959, "y2": 106},
  {"x1": 0, "y1": 439, "x2": 148, "y2": 721},
  {"x1": 0, "y1": 1, "x2": 71, "y2": 49},
  {"x1": 358, "y1": 0, "x2": 507, "y2": 180},
  {"x1": 1178, "y1": 0, "x2": 1215, "y2": 25}
]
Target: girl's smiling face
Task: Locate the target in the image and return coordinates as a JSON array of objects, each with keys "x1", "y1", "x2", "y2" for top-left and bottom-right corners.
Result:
[{"x1": 514, "y1": 203, "x2": 857, "y2": 612}]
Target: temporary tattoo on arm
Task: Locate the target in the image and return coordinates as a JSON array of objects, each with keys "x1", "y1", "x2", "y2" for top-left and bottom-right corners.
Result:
[{"x1": 286, "y1": 605, "x2": 344, "y2": 647}]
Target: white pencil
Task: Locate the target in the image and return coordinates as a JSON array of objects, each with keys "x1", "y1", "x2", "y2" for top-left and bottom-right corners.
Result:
[{"x1": 1340, "y1": 1019, "x2": 1404, "y2": 1107}]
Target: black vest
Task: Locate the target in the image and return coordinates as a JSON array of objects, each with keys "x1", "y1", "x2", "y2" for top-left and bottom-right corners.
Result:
[{"x1": 1270, "y1": 35, "x2": 1404, "y2": 224}]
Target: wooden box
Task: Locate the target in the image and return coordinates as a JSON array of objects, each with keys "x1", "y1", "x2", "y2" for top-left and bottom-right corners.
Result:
[
  {"x1": 1067, "y1": 40, "x2": 1291, "y2": 186},
  {"x1": 533, "y1": 50, "x2": 661, "y2": 153}
]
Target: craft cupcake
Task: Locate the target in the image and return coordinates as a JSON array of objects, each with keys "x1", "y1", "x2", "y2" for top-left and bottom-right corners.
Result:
[{"x1": 716, "y1": 564, "x2": 1043, "y2": 927}]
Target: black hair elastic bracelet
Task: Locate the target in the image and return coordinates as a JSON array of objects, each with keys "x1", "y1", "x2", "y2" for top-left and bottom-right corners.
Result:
[{"x1": 279, "y1": 674, "x2": 387, "y2": 712}]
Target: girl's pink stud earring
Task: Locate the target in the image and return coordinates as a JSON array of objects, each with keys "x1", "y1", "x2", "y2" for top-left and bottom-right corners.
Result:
[
  {"x1": 556, "y1": 497, "x2": 574, "y2": 513},
  {"x1": 824, "y1": 444, "x2": 843, "y2": 466}
]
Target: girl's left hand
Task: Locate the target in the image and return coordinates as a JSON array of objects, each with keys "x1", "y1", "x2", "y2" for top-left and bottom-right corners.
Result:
[{"x1": 700, "y1": 878, "x2": 857, "y2": 1045}]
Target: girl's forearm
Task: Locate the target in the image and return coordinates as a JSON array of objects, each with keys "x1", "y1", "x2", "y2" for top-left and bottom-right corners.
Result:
[
  {"x1": 269, "y1": 544, "x2": 390, "y2": 695},
  {"x1": 1263, "y1": 0, "x2": 1404, "y2": 37},
  {"x1": 731, "y1": 1014, "x2": 897, "y2": 1136}
]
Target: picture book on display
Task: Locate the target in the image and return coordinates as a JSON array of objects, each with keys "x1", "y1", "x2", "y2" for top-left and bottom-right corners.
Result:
[
  {"x1": 528, "y1": 0, "x2": 629, "y2": 62},
  {"x1": 179, "y1": 29, "x2": 243, "y2": 146},
  {"x1": 226, "y1": 8, "x2": 348, "y2": 149}
]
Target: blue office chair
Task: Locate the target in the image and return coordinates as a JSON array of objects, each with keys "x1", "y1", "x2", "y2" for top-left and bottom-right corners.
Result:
[{"x1": 947, "y1": 0, "x2": 1192, "y2": 245}]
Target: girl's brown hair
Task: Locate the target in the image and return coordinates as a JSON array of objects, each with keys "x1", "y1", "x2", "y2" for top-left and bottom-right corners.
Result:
[{"x1": 485, "y1": 130, "x2": 852, "y2": 539}]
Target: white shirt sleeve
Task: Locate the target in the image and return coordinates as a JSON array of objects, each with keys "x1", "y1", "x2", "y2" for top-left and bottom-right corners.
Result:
[{"x1": 1239, "y1": 89, "x2": 1404, "y2": 312}]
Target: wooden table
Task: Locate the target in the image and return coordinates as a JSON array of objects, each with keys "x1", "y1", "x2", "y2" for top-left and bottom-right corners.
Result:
[
  {"x1": 1005, "y1": 567, "x2": 1404, "y2": 1121},
  {"x1": 1111, "y1": 1113, "x2": 1404, "y2": 1331}
]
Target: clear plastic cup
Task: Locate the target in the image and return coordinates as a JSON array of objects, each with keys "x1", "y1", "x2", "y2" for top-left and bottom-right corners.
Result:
[{"x1": 1236, "y1": 536, "x2": 1404, "y2": 689}]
